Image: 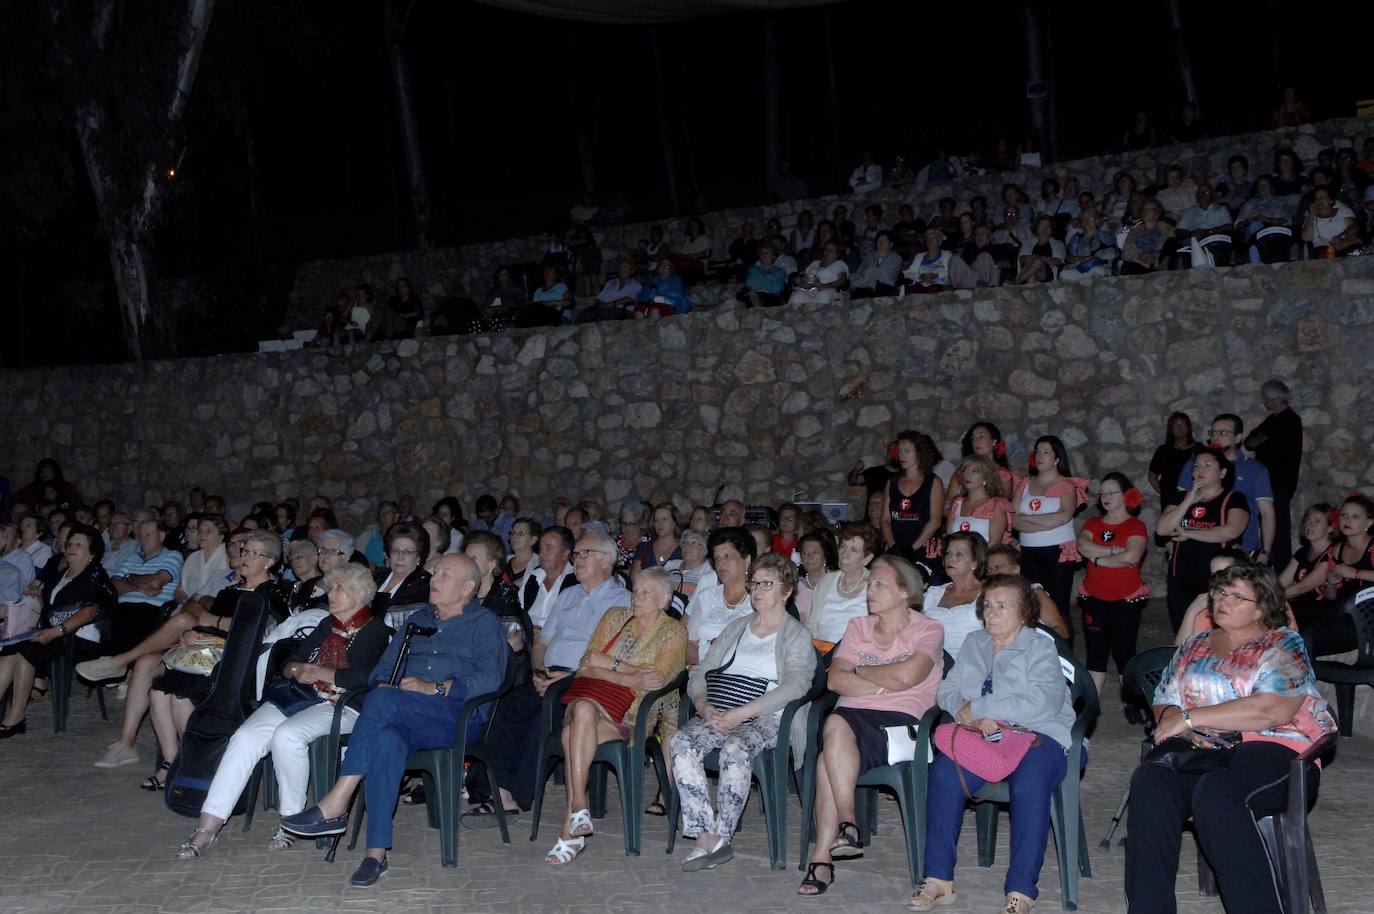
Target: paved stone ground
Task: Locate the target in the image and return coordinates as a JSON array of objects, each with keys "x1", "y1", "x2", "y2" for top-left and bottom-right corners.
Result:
[{"x1": 2, "y1": 600, "x2": 1369, "y2": 914}]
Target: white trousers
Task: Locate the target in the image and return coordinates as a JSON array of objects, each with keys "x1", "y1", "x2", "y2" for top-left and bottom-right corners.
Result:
[{"x1": 201, "y1": 700, "x2": 357, "y2": 821}]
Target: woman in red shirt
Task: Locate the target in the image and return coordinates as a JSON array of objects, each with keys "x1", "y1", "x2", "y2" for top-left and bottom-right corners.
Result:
[{"x1": 1075, "y1": 472, "x2": 1150, "y2": 698}]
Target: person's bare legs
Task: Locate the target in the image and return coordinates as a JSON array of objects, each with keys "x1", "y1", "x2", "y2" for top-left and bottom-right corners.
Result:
[
  {"x1": 117, "y1": 654, "x2": 164, "y2": 747},
  {"x1": 808, "y1": 716, "x2": 861, "y2": 871},
  {"x1": 559, "y1": 699, "x2": 620, "y2": 841},
  {"x1": 0, "y1": 655, "x2": 37, "y2": 726},
  {"x1": 112, "y1": 612, "x2": 197, "y2": 666},
  {"x1": 148, "y1": 690, "x2": 179, "y2": 786}
]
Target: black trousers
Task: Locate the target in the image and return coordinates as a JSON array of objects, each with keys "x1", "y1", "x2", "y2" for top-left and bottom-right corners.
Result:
[
  {"x1": 1165, "y1": 575, "x2": 1206, "y2": 633},
  {"x1": 1271, "y1": 488, "x2": 1294, "y2": 571},
  {"x1": 1079, "y1": 594, "x2": 1145, "y2": 675},
  {"x1": 107, "y1": 601, "x2": 165, "y2": 656},
  {"x1": 1125, "y1": 741, "x2": 1299, "y2": 914},
  {"x1": 1019, "y1": 545, "x2": 1076, "y2": 640},
  {"x1": 468, "y1": 680, "x2": 566, "y2": 811}
]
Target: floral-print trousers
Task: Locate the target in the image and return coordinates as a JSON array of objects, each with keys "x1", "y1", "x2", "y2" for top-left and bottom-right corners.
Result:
[{"x1": 670, "y1": 713, "x2": 780, "y2": 839}]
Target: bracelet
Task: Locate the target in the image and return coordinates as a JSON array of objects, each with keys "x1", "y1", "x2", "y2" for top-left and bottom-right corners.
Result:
[
  {"x1": 875, "y1": 686, "x2": 887, "y2": 696},
  {"x1": 612, "y1": 658, "x2": 621, "y2": 671}
]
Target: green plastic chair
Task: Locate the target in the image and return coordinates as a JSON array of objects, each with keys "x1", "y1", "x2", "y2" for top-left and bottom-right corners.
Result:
[
  {"x1": 528, "y1": 669, "x2": 688, "y2": 856},
  {"x1": 971, "y1": 645, "x2": 1100, "y2": 911},
  {"x1": 1313, "y1": 589, "x2": 1374, "y2": 737},
  {"x1": 666, "y1": 648, "x2": 827, "y2": 871},
  {"x1": 797, "y1": 650, "x2": 953, "y2": 885}
]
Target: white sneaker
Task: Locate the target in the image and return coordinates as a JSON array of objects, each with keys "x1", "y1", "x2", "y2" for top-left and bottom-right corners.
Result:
[
  {"x1": 94, "y1": 742, "x2": 140, "y2": 768},
  {"x1": 114, "y1": 682, "x2": 128, "y2": 700},
  {"x1": 75, "y1": 656, "x2": 128, "y2": 683}
]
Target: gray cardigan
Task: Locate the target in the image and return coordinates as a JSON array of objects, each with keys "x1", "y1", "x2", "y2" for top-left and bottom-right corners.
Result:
[
  {"x1": 688, "y1": 613, "x2": 816, "y2": 719},
  {"x1": 937, "y1": 626, "x2": 1075, "y2": 751}
]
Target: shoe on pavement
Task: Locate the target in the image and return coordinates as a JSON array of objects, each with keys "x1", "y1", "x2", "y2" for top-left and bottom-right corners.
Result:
[
  {"x1": 350, "y1": 856, "x2": 388, "y2": 887},
  {"x1": 94, "y1": 742, "x2": 140, "y2": 768},
  {"x1": 76, "y1": 656, "x2": 128, "y2": 683}
]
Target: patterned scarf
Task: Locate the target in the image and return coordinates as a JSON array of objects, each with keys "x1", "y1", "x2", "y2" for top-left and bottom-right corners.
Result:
[{"x1": 317, "y1": 606, "x2": 372, "y2": 672}]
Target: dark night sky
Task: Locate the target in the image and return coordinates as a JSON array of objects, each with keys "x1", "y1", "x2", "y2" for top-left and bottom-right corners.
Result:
[{"x1": 5, "y1": 0, "x2": 1371, "y2": 363}]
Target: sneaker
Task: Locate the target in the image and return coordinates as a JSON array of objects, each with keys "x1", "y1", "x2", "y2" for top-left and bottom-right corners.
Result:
[
  {"x1": 94, "y1": 742, "x2": 140, "y2": 769},
  {"x1": 115, "y1": 682, "x2": 128, "y2": 700},
  {"x1": 76, "y1": 656, "x2": 128, "y2": 683}
]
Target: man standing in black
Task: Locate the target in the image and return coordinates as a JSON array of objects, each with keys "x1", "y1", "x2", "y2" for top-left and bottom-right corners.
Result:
[{"x1": 1245, "y1": 378, "x2": 1303, "y2": 569}]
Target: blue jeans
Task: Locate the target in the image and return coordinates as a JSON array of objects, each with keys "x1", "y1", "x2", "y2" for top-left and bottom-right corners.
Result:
[
  {"x1": 340, "y1": 686, "x2": 479, "y2": 849},
  {"x1": 923, "y1": 733, "x2": 1067, "y2": 899}
]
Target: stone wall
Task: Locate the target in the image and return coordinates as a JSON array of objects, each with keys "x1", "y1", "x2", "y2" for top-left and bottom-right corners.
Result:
[
  {"x1": 6, "y1": 257, "x2": 1374, "y2": 590},
  {"x1": 283, "y1": 116, "x2": 1374, "y2": 326}
]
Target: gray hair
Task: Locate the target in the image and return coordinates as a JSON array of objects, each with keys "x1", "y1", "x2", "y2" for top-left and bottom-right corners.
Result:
[
  {"x1": 319, "y1": 528, "x2": 355, "y2": 554},
  {"x1": 243, "y1": 529, "x2": 282, "y2": 561},
  {"x1": 1261, "y1": 378, "x2": 1291, "y2": 403},
  {"x1": 635, "y1": 567, "x2": 675, "y2": 606},
  {"x1": 680, "y1": 529, "x2": 708, "y2": 549},
  {"x1": 287, "y1": 539, "x2": 318, "y2": 560},
  {"x1": 577, "y1": 529, "x2": 614, "y2": 558},
  {"x1": 323, "y1": 563, "x2": 378, "y2": 607},
  {"x1": 619, "y1": 499, "x2": 647, "y2": 525}
]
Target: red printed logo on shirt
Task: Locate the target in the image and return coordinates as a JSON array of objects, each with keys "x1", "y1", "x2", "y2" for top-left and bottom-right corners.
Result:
[
  {"x1": 1191, "y1": 506, "x2": 1206, "y2": 519},
  {"x1": 959, "y1": 521, "x2": 971, "y2": 532},
  {"x1": 1028, "y1": 498, "x2": 1042, "y2": 512}
]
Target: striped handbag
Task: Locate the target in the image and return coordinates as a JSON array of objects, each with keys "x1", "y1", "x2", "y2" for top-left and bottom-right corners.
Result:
[{"x1": 703, "y1": 630, "x2": 772, "y2": 714}]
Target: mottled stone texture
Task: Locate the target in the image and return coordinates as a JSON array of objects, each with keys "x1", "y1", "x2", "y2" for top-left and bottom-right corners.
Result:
[
  {"x1": 6, "y1": 258, "x2": 1373, "y2": 574},
  {"x1": 285, "y1": 117, "x2": 1374, "y2": 323}
]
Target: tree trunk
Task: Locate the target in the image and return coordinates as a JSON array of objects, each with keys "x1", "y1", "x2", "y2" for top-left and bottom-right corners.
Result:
[
  {"x1": 1022, "y1": 0, "x2": 1049, "y2": 158},
  {"x1": 384, "y1": 0, "x2": 431, "y2": 250},
  {"x1": 821, "y1": 10, "x2": 843, "y2": 180},
  {"x1": 569, "y1": 28, "x2": 599, "y2": 195},
  {"x1": 1043, "y1": 0, "x2": 1059, "y2": 162},
  {"x1": 649, "y1": 28, "x2": 680, "y2": 215},
  {"x1": 76, "y1": 0, "x2": 217, "y2": 361},
  {"x1": 762, "y1": 16, "x2": 781, "y2": 198},
  {"x1": 1166, "y1": 0, "x2": 1199, "y2": 109}
]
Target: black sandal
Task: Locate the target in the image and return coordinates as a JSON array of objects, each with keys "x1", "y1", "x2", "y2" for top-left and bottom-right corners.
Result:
[
  {"x1": 644, "y1": 793, "x2": 667, "y2": 817},
  {"x1": 830, "y1": 820, "x2": 864, "y2": 859},
  {"x1": 141, "y1": 761, "x2": 171, "y2": 792},
  {"x1": 797, "y1": 861, "x2": 835, "y2": 896}
]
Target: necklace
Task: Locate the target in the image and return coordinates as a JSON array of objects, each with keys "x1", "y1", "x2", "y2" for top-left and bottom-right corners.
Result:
[
  {"x1": 838, "y1": 569, "x2": 869, "y2": 597},
  {"x1": 723, "y1": 588, "x2": 748, "y2": 611}
]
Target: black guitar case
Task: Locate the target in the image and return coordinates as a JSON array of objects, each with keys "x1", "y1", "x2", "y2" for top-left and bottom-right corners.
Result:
[{"x1": 165, "y1": 588, "x2": 274, "y2": 817}]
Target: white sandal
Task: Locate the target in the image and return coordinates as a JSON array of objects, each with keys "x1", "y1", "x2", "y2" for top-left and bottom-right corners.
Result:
[
  {"x1": 567, "y1": 807, "x2": 594, "y2": 838},
  {"x1": 545, "y1": 836, "x2": 586, "y2": 865},
  {"x1": 266, "y1": 826, "x2": 296, "y2": 850},
  {"x1": 175, "y1": 826, "x2": 218, "y2": 861}
]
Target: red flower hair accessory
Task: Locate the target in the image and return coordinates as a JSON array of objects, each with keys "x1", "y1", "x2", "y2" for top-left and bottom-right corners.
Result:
[
  {"x1": 1122, "y1": 488, "x2": 1143, "y2": 510},
  {"x1": 1330, "y1": 508, "x2": 1343, "y2": 528},
  {"x1": 995, "y1": 440, "x2": 1006, "y2": 458}
]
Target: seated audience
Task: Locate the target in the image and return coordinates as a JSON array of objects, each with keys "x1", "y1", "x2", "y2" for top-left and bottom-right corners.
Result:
[
  {"x1": 1060, "y1": 209, "x2": 1118, "y2": 281},
  {"x1": 902, "y1": 230, "x2": 954, "y2": 294},
  {"x1": 635, "y1": 260, "x2": 691, "y2": 317},
  {"x1": 741, "y1": 243, "x2": 788, "y2": 308},
  {"x1": 788, "y1": 241, "x2": 849, "y2": 306},
  {"x1": 850, "y1": 231, "x2": 902, "y2": 299},
  {"x1": 1120, "y1": 199, "x2": 1176, "y2": 274},
  {"x1": 922, "y1": 532, "x2": 986, "y2": 657},
  {"x1": 1013, "y1": 216, "x2": 1066, "y2": 284},
  {"x1": 807, "y1": 523, "x2": 878, "y2": 646},
  {"x1": 370, "y1": 522, "x2": 432, "y2": 627},
  {"x1": 672, "y1": 528, "x2": 712, "y2": 601},
  {"x1": 685, "y1": 527, "x2": 756, "y2": 663},
  {"x1": 517, "y1": 265, "x2": 571, "y2": 328},
  {"x1": 848, "y1": 152, "x2": 883, "y2": 195}
]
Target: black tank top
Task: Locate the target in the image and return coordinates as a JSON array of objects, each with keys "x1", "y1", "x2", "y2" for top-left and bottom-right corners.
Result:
[{"x1": 889, "y1": 473, "x2": 935, "y2": 551}]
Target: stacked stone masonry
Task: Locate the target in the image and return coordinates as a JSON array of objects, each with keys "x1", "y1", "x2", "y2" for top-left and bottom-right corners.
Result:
[
  {"x1": 8, "y1": 257, "x2": 1374, "y2": 591},
  {"x1": 286, "y1": 116, "x2": 1373, "y2": 323}
]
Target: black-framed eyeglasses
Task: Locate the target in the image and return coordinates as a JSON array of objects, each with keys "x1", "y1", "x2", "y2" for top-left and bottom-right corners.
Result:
[{"x1": 746, "y1": 580, "x2": 780, "y2": 592}]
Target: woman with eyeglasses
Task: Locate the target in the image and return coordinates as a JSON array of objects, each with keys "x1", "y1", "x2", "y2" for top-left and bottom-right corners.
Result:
[
  {"x1": 369, "y1": 522, "x2": 433, "y2": 627},
  {"x1": 1126, "y1": 563, "x2": 1336, "y2": 914},
  {"x1": 671, "y1": 553, "x2": 817, "y2": 872},
  {"x1": 672, "y1": 529, "x2": 711, "y2": 601},
  {"x1": 1157, "y1": 448, "x2": 1251, "y2": 632},
  {"x1": 507, "y1": 517, "x2": 542, "y2": 589},
  {"x1": 615, "y1": 501, "x2": 649, "y2": 572}
]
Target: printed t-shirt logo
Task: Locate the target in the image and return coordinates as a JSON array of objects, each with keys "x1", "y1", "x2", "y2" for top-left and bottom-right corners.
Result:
[
  {"x1": 1191, "y1": 506, "x2": 1207, "y2": 519},
  {"x1": 959, "y1": 521, "x2": 971, "y2": 532},
  {"x1": 1101, "y1": 530, "x2": 1116, "y2": 543},
  {"x1": 1028, "y1": 498, "x2": 1042, "y2": 512}
]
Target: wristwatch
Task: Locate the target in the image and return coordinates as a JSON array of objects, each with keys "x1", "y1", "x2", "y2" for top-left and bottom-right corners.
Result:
[
  {"x1": 433, "y1": 680, "x2": 448, "y2": 698},
  {"x1": 1180, "y1": 708, "x2": 1194, "y2": 730},
  {"x1": 57, "y1": 622, "x2": 68, "y2": 636}
]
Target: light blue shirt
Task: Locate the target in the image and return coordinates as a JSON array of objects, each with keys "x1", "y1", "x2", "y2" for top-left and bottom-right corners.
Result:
[
  {"x1": 540, "y1": 577, "x2": 631, "y2": 670},
  {"x1": 115, "y1": 547, "x2": 183, "y2": 604},
  {"x1": 101, "y1": 539, "x2": 139, "y2": 577},
  {"x1": 1, "y1": 548, "x2": 36, "y2": 592},
  {"x1": 368, "y1": 600, "x2": 506, "y2": 704}
]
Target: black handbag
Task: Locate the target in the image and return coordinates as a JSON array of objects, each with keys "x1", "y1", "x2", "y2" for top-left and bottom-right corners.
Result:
[
  {"x1": 1143, "y1": 734, "x2": 1240, "y2": 774},
  {"x1": 262, "y1": 678, "x2": 324, "y2": 717}
]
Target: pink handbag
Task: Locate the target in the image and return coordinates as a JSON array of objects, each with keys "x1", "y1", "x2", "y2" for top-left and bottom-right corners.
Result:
[{"x1": 933, "y1": 722, "x2": 1040, "y2": 798}]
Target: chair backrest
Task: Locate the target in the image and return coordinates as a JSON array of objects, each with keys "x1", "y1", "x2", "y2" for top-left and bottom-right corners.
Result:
[
  {"x1": 1122, "y1": 645, "x2": 1180, "y2": 708},
  {"x1": 941, "y1": 650, "x2": 955, "y2": 677},
  {"x1": 1340, "y1": 586, "x2": 1374, "y2": 665}
]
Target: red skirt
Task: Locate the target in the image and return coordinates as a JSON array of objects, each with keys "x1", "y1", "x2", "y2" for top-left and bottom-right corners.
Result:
[{"x1": 561, "y1": 676, "x2": 635, "y2": 724}]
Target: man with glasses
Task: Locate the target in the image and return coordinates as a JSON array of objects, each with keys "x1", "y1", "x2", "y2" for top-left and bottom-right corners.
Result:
[
  {"x1": 1177, "y1": 412, "x2": 1275, "y2": 562},
  {"x1": 1244, "y1": 379, "x2": 1303, "y2": 569},
  {"x1": 463, "y1": 530, "x2": 630, "y2": 826},
  {"x1": 316, "y1": 527, "x2": 369, "y2": 571}
]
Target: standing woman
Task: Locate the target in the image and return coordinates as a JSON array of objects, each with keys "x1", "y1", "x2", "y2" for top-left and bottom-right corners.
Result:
[
  {"x1": 807, "y1": 524, "x2": 879, "y2": 647},
  {"x1": 1147, "y1": 412, "x2": 1199, "y2": 515},
  {"x1": 631, "y1": 504, "x2": 683, "y2": 577},
  {"x1": 1156, "y1": 448, "x2": 1250, "y2": 631},
  {"x1": 1304, "y1": 493, "x2": 1374, "y2": 655},
  {"x1": 1075, "y1": 473, "x2": 1150, "y2": 697},
  {"x1": 1012, "y1": 436, "x2": 1088, "y2": 621},
  {"x1": 671, "y1": 554, "x2": 817, "y2": 872},
  {"x1": 942, "y1": 455, "x2": 1013, "y2": 549},
  {"x1": 880, "y1": 431, "x2": 945, "y2": 563},
  {"x1": 794, "y1": 530, "x2": 839, "y2": 625},
  {"x1": 945, "y1": 422, "x2": 1016, "y2": 511}
]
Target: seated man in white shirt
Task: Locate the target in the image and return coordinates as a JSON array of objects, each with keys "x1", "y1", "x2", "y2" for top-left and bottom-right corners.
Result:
[
  {"x1": 1174, "y1": 183, "x2": 1235, "y2": 241},
  {"x1": 787, "y1": 241, "x2": 850, "y2": 306},
  {"x1": 522, "y1": 526, "x2": 579, "y2": 633},
  {"x1": 848, "y1": 151, "x2": 883, "y2": 195},
  {"x1": 575, "y1": 258, "x2": 642, "y2": 324}
]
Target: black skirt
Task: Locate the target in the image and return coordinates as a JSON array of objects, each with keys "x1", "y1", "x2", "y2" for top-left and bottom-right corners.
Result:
[
  {"x1": 151, "y1": 667, "x2": 214, "y2": 704},
  {"x1": 829, "y1": 707, "x2": 920, "y2": 774}
]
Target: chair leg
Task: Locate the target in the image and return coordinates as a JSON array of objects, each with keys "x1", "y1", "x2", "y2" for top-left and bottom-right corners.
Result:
[
  {"x1": 436, "y1": 758, "x2": 461, "y2": 868},
  {"x1": 1333, "y1": 685, "x2": 1354, "y2": 738},
  {"x1": 647, "y1": 740, "x2": 676, "y2": 855},
  {"x1": 347, "y1": 792, "x2": 366, "y2": 852},
  {"x1": 529, "y1": 756, "x2": 553, "y2": 842},
  {"x1": 421, "y1": 772, "x2": 440, "y2": 829},
  {"x1": 51, "y1": 650, "x2": 71, "y2": 734},
  {"x1": 94, "y1": 684, "x2": 108, "y2": 721},
  {"x1": 974, "y1": 802, "x2": 998, "y2": 868},
  {"x1": 590, "y1": 764, "x2": 609, "y2": 819},
  {"x1": 797, "y1": 753, "x2": 818, "y2": 872},
  {"x1": 1306, "y1": 831, "x2": 1327, "y2": 914},
  {"x1": 620, "y1": 757, "x2": 641, "y2": 857},
  {"x1": 242, "y1": 760, "x2": 262, "y2": 833},
  {"x1": 1052, "y1": 785, "x2": 1081, "y2": 911},
  {"x1": 898, "y1": 769, "x2": 923, "y2": 887}
]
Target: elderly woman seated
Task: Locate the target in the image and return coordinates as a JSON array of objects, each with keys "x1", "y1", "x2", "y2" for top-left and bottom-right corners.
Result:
[
  {"x1": 909, "y1": 574, "x2": 1074, "y2": 914},
  {"x1": 740, "y1": 243, "x2": 789, "y2": 308},
  {"x1": 670, "y1": 554, "x2": 817, "y2": 872},
  {"x1": 281, "y1": 554, "x2": 507, "y2": 888},
  {"x1": 850, "y1": 231, "x2": 903, "y2": 299},
  {"x1": 370, "y1": 521, "x2": 432, "y2": 628},
  {"x1": 798, "y1": 556, "x2": 944, "y2": 896},
  {"x1": 144, "y1": 531, "x2": 286, "y2": 790},
  {"x1": 173, "y1": 563, "x2": 391, "y2": 858},
  {"x1": 0, "y1": 524, "x2": 117, "y2": 738},
  {"x1": 1125, "y1": 563, "x2": 1337, "y2": 914},
  {"x1": 787, "y1": 240, "x2": 849, "y2": 306},
  {"x1": 545, "y1": 568, "x2": 687, "y2": 864},
  {"x1": 634, "y1": 259, "x2": 691, "y2": 318}
]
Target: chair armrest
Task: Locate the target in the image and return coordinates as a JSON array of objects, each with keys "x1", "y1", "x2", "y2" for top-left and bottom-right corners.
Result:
[
  {"x1": 631, "y1": 670, "x2": 687, "y2": 748},
  {"x1": 453, "y1": 683, "x2": 512, "y2": 743},
  {"x1": 1297, "y1": 731, "x2": 1338, "y2": 763},
  {"x1": 535, "y1": 674, "x2": 577, "y2": 739},
  {"x1": 329, "y1": 687, "x2": 371, "y2": 744}
]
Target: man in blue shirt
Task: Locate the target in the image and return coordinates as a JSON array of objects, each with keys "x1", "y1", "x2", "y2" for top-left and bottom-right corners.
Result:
[
  {"x1": 282, "y1": 553, "x2": 505, "y2": 886},
  {"x1": 1177, "y1": 413, "x2": 1275, "y2": 557},
  {"x1": 461, "y1": 529, "x2": 630, "y2": 826}
]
